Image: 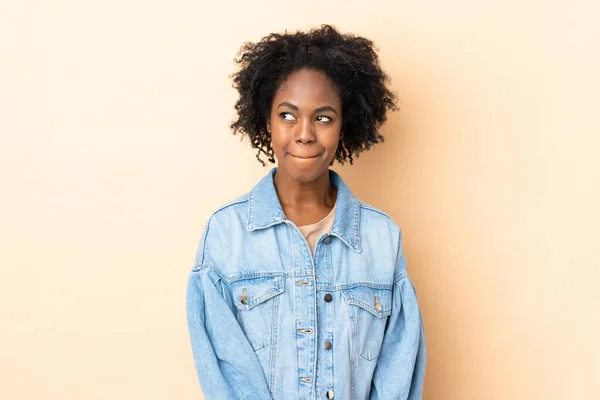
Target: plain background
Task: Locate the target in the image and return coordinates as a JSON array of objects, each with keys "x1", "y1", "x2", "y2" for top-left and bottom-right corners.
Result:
[{"x1": 1, "y1": 1, "x2": 599, "y2": 399}]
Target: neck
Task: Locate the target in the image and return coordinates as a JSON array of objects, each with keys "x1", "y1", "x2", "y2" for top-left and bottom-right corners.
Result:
[{"x1": 273, "y1": 168, "x2": 337, "y2": 209}]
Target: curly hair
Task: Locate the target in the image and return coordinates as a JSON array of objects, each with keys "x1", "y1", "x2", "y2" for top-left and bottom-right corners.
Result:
[{"x1": 230, "y1": 24, "x2": 397, "y2": 166}]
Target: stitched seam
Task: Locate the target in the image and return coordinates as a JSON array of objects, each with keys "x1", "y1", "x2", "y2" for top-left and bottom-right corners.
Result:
[
  {"x1": 248, "y1": 188, "x2": 254, "y2": 228},
  {"x1": 194, "y1": 197, "x2": 249, "y2": 267},
  {"x1": 192, "y1": 262, "x2": 226, "y2": 280},
  {"x1": 226, "y1": 271, "x2": 285, "y2": 283},
  {"x1": 359, "y1": 202, "x2": 394, "y2": 221},
  {"x1": 344, "y1": 299, "x2": 392, "y2": 317},
  {"x1": 337, "y1": 282, "x2": 393, "y2": 290},
  {"x1": 226, "y1": 276, "x2": 284, "y2": 310},
  {"x1": 357, "y1": 347, "x2": 379, "y2": 362},
  {"x1": 269, "y1": 291, "x2": 280, "y2": 394},
  {"x1": 355, "y1": 199, "x2": 361, "y2": 250},
  {"x1": 341, "y1": 289, "x2": 358, "y2": 394},
  {"x1": 196, "y1": 219, "x2": 211, "y2": 266},
  {"x1": 393, "y1": 271, "x2": 409, "y2": 283}
]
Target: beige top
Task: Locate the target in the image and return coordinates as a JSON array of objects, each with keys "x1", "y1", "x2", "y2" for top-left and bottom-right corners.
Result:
[{"x1": 297, "y1": 202, "x2": 337, "y2": 255}]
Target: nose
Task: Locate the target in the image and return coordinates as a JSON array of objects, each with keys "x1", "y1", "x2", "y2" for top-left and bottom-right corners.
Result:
[{"x1": 295, "y1": 118, "x2": 316, "y2": 145}]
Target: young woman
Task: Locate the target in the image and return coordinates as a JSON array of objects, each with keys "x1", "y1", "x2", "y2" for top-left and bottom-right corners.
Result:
[{"x1": 186, "y1": 25, "x2": 426, "y2": 399}]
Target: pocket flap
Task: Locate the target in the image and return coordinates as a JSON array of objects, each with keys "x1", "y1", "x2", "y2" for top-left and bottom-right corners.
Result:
[
  {"x1": 230, "y1": 274, "x2": 284, "y2": 310},
  {"x1": 342, "y1": 286, "x2": 393, "y2": 318}
]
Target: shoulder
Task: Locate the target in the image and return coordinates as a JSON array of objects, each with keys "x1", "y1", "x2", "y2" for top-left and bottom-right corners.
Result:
[
  {"x1": 355, "y1": 199, "x2": 404, "y2": 260},
  {"x1": 208, "y1": 192, "x2": 250, "y2": 221},
  {"x1": 203, "y1": 191, "x2": 253, "y2": 234},
  {"x1": 358, "y1": 200, "x2": 401, "y2": 232},
  {"x1": 193, "y1": 192, "x2": 250, "y2": 266},
  {"x1": 355, "y1": 200, "x2": 408, "y2": 278},
  {"x1": 359, "y1": 200, "x2": 394, "y2": 219}
]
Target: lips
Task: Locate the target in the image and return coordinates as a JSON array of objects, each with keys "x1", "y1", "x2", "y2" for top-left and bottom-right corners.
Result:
[{"x1": 289, "y1": 152, "x2": 321, "y2": 159}]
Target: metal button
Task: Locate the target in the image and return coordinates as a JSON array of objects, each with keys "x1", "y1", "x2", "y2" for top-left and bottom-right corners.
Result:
[
  {"x1": 324, "y1": 293, "x2": 332, "y2": 302},
  {"x1": 374, "y1": 296, "x2": 382, "y2": 311},
  {"x1": 240, "y1": 288, "x2": 248, "y2": 304},
  {"x1": 326, "y1": 390, "x2": 335, "y2": 399},
  {"x1": 323, "y1": 341, "x2": 332, "y2": 350},
  {"x1": 323, "y1": 236, "x2": 332, "y2": 244}
]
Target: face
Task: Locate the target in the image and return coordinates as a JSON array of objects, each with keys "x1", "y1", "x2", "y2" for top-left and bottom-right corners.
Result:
[{"x1": 266, "y1": 68, "x2": 342, "y2": 183}]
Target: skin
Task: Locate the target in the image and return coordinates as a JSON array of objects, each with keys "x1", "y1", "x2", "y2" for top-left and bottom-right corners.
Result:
[{"x1": 266, "y1": 68, "x2": 343, "y2": 226}]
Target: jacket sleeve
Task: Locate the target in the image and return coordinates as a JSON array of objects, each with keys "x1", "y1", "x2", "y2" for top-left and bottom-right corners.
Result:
[
  {"x1": 186, "y1": 265, "x2": 273, "y2": 400},
  {"x1": 369, "y1": 239, "x2": 427, "y2": 399}
]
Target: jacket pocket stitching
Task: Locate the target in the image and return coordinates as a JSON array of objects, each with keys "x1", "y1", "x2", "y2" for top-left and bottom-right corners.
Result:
[
  {"x1": 230, "y1": 275, "x2": 285, "y2": 310},
  {"x1": 227, "y1": 274, "x2": 285, "y2": 353},
  {"x1": 342, "y1": 286, "x2": 393, "y2": 362}
]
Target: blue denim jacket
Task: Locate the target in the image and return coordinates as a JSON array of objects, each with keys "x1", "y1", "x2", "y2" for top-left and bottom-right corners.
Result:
[{"x1": 186, "y1": 167, "x2": 426, "y2": 399}]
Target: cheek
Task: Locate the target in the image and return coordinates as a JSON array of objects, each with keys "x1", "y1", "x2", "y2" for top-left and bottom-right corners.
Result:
[
  {"x1": 268, "y1": 124, "x2": 289, "y2": 153},
  {"x1": 326, "y1": 137, "x2": 340, "y2": 151},
  {"x1": 324, "y1": 127, "x2": 342, "y2": 150}
]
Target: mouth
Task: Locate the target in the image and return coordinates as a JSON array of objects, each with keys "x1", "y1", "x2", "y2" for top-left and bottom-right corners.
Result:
[{"x1": 289, "y1": 153, "x2": 322, "y2": 159}]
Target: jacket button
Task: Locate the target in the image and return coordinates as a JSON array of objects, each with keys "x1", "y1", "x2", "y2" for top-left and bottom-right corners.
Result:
[
  {"x1": 374, "y1": 296, "x2": 382, "y2": 311},
  {"x1": 323, "y1": 341, "x2": 332, "y2": 350},
  {"x1": 326, "y1": 390, "x2": 335, "y2": 399},
  {"x1": 323, "y1": 236, "x2": 332, "y2": 244},
  {"x1": 324, "y1": 293, "x2": 332, "y2": 302}
]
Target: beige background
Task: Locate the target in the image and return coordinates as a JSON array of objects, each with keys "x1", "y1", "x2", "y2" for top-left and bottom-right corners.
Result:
[{"x1": 1, "y1": 1, "x2": 599, "y2": 399}]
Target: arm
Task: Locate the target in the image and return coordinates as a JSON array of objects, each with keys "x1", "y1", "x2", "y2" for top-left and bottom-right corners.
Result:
[
  {"x1": 186, "y1": 265, "x2": 273, "y2": 400},
  {"x1": 369, "y1": 236, "x2": 427, "y2": 399}
]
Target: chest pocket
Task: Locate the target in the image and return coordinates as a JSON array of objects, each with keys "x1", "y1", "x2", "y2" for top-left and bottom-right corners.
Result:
[
  {"x1": 229, "y1": 274, "x2": 284, "y2": 352},
  {"x1": 341, "y1": 285, "x2": 393, "y2": 361}
]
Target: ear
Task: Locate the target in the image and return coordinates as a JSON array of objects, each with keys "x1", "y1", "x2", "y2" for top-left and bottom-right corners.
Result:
[
  {"x1": 339, "y1": 129, "x2": 344, "y2": 139},
  {"x1": 266, "y1": 119, "x2": 271, "y2": 133}
]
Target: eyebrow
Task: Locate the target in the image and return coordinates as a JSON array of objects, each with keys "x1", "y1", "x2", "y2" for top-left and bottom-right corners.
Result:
[{"x1": 277, "y1": 102, "x2": 338, "y2": 115}]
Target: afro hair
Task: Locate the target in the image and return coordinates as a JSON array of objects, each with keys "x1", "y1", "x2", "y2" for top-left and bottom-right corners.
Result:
[{"x1": 230, "y1": 24, "x2": 397, "y2": 166}]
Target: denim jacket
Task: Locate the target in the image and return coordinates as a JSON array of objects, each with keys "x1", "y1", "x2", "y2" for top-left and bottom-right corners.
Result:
[{"x1": 186, "y1": 167, "x2": 426, "y2": 399}]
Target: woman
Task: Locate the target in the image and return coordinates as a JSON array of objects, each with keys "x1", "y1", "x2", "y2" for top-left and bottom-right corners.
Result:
[{"x1": 186, "y1": 25, "x2": 426, "y2": 399}]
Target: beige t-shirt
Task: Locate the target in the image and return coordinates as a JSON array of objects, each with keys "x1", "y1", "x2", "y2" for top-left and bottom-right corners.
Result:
[{"x1": 297, "y1": 202, "x2": 336, "y2": 254}]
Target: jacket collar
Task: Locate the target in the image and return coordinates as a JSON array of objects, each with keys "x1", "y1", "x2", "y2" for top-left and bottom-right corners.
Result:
[{"x1": 247, "y1": 167, "x2": 361, "y2": 252}]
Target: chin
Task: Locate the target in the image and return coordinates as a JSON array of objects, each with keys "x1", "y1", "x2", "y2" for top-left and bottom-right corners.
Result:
[
  {"x1": 280, "y1": 161, "x2": 328, "y2": 184},
  {"x1": 292, "y1": 171, "x2": 321, "y2": 184}
]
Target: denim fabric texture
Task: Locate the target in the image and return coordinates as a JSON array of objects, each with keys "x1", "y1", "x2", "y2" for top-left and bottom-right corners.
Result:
[{"x1": 186, "y1": 167, "x2": 426, "y2": 399}]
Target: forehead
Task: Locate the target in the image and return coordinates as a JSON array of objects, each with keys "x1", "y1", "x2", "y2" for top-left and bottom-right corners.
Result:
[{"x1": 273, "y1": 69, "x2": 341, "y2": 107}]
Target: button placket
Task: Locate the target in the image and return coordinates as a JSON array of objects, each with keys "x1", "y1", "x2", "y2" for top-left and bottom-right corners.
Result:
[
  {"x1": 315, "y1": 234, "x2": 335, "y2": 399},
  {"x1": 293, "y1": 272, "x2": 315, "y2": 398}
]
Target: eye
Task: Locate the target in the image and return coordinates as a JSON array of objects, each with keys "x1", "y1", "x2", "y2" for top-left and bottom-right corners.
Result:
[
  {"x1": 280, "y1": 112, "x2": 296, "y2": 121},
  {"x1": 316, "y1": 116, "x2": 333, "y2": 123}
]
